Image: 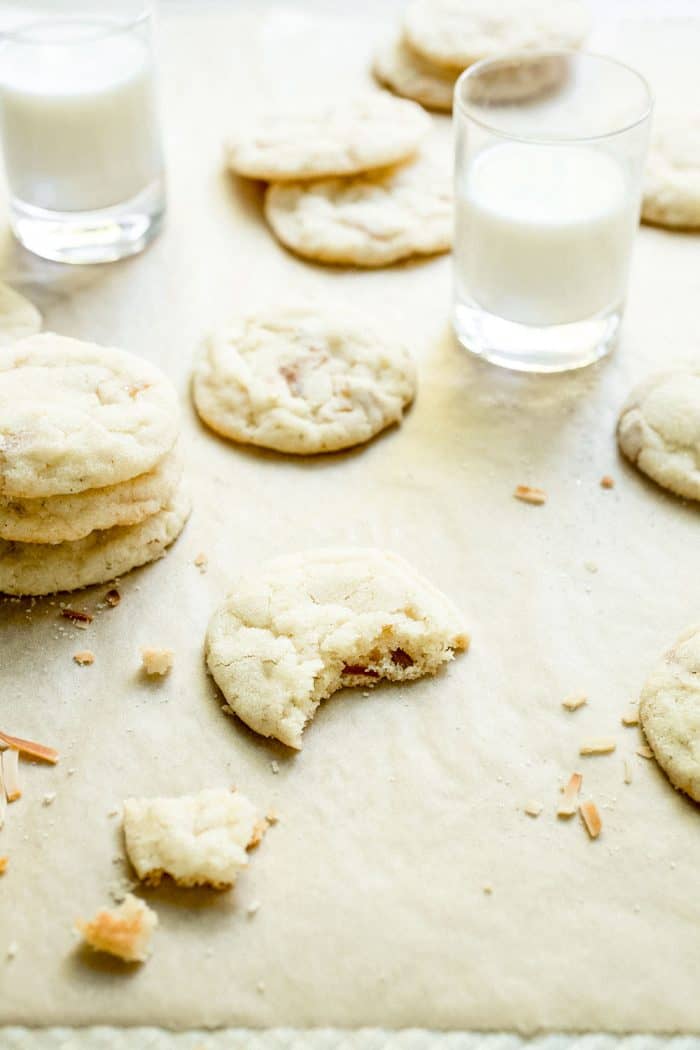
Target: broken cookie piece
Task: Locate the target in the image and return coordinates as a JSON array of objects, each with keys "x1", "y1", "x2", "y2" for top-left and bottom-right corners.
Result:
[
  {"x1": 76, "y1": 893, "x2": 157, "y2": 963},
  {"x1": 205, "y1": 547, "x2": 469, "y2": 749},
  {"x1": 140, "y1": 647, "x2": 174, "y2": 676},
  {"x1": 123, "y1": 787, "x2": 263, "y2": 888}
]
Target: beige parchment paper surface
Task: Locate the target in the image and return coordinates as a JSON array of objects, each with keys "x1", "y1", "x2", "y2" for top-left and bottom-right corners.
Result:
[{"x1": 0, "y1": 4, "x2": 699, "y2": 1034}]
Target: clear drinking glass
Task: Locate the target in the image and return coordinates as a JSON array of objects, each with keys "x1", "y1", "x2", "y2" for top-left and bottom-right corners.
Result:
[
  {"x1": 0, "y1": 1, "x2": 165, "y2": 264},
  {"x1": 453, "y1": 51, "x2": 652, "y2": 373}
]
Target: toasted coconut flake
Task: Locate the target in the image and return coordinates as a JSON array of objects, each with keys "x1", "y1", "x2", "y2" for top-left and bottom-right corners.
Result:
[
  {"x1": 579, "y1": 738, "x2": 616, "y2": 756},
  {"x1": 562, "y1": 693, "x2": 587, "y2": 712},
  {"x1": 514, "y1": 484, "x2": 547, "y2": 505},
  {"x1": 141, "y1": 647, "x2": 174, "y2": 676},
  {"x1": 105, "y1": 588, "x2": 121, "y2": 607},
  {"x1": 600, "y1": 475, "x2": 615, "y2": 489},
  {"x1": 621, "y1": 706, "x2": 639, "y2": 727},
  {"x1": 2, "y1": 749, "x2": 21, "y2": 802},
  {"x1": 557, "y1": 772, "x2": 583, "y2": 818},
  {"x1": 0, "y1": 857, "x2": 7, "y2": 875},
  {"x1": 0, "y1": 731, "x2": 58, "y2": 765},
  {"x1": 524, "y1": 799, "x2": 543, "y2": 818},
  {"x1": 623, "y1": 759, "x2": 633, "y2": 784},
  {"x1": 73, "y1": 650, "x2": 95, "y2": 666},
  {"x1": 636, "y1": 745, "x2": 654, "y2": 759},
  {"x1": 249, "y1": 817, "x2": 269, "y2": 849},
  {"x1": 60, "y1": 608, "x2": 93, "y2": 626},
  {"x1": 579, "y1": 800, "x2": 602, "y2": 839}
]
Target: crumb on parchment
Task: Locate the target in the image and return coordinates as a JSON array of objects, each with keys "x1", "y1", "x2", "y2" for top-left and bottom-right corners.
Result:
[{"x1": 141, "y1": 648, "x2": 174, "y2": 676}]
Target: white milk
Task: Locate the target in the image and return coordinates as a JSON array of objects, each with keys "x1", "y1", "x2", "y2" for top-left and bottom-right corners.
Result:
[
  {"x1": 455, "y1": 143, "x2": 637, "y2": 327},
  {"x1": 0, "y1": 20, "x2": 163, "y2": 213}
]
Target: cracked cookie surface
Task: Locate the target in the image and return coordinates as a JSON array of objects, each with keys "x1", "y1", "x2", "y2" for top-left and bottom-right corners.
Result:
[
  {"x1": 403, "y1": 0, "x2": 589, "y2": 70},
  {"x1": 373, "y1": 37, "x2": 457, "y2": 112},
  {"x1": 205, "y1": 547, "x2": 469, "y2": 749},
  {"x1": 192, "y1": 303, "x2": 416, "y2": 454},
  {"x1": 643, "y1": 113, "x2": 700, "y2": 228},
  {"x1": 0, "y1": 333, "x2": 179, "y2": 498},
  {"x1": 617, "y1": 369, "x2": 700, "y2": 501},
  {"x1": 639, "y1": 625, "x2": 700, "y2": 802},
  {"x1": 264, "y1": 154, "x2": 452, "y2": 267},
  {"x1": 226, "y1": 94, "x2": 430, "y2": 181}
]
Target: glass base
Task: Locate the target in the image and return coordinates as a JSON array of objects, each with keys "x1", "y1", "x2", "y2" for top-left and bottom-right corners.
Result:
[
  {"x1": 9, "y1": 180, "x2": 165, "y2": 264},
  {"x1": 452, "y1": 300, "x2": 622, "y2": 373}
]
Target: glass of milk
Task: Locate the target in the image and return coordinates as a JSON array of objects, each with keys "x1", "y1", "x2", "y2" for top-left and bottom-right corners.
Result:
[
  {"x1": 453, "y1": 52, "x2": 652, "y2": 372},
  {"x1": 0, "y1": 1, "x2": 165, "y2": 264}
]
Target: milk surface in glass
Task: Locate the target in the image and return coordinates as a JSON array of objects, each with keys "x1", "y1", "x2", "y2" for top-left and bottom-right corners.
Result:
[
  {"x1": 0, "y1": 19, "x2": 162, "y2": 213},
  {"x1": 455, "y1": 142, "x2": 637, "y2": 327}
]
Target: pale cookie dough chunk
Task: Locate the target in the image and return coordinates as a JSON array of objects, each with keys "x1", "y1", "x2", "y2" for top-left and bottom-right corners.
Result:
[
  {"x1": 373, "y1": 37, "x2": 457, "y2": 112},
  {"x1": 0, "y1": 283, "x2": 41, "y2": 347},
  {"x1": 0, "y1": 333, "x2": 179, "y2": 499},
  {"x1": 141, "y1": 647, "x2": 174, "y2": 676},
  {"x1": 617, "y1": 369, "x2": 700, "y2": 501},
  {"x1": 76, "y1": 894, "x2": 157, "y2": 963},
  {"x1": 226, "y1": 94, "x2": 430, "y2": 181},
  {"x1": 643, "y1": 113, "x2": 700, "y2": 229},
  {"x1": 205, "y1": 547, "x2": 469, "y2": 749},
  {"x1": 123, "y1": 787, "x2": 263, "y2": 889},
  {"x1": 265, "y1": 155, "x2": 452, "y2": 267},
  {"x1": 403, "y1": 0, "x2": 589, "y2": 70},
  {"x1": 0, "y1": 443, "x2": 183, "y2": 544},
  {"x1": 192, "y1": 303, "x2": 416, "y2": 454},
  {"x1": 0, "y1": 485, "x2": 191, "y2": 596},
  {"x1": 639, "y1": 625, "x2": 700, "y2": 802}
]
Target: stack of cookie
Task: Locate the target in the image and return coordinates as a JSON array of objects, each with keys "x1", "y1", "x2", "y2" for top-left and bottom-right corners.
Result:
[
  {"x1": 373, "y1": 0, "x2": 590, "y2": 112},
  {"x1": 225, "y1": 94, "x2": 452, "y2": 267},
  {"x1": 0, "y1": 333, "x2": 190, "y2": 596}
]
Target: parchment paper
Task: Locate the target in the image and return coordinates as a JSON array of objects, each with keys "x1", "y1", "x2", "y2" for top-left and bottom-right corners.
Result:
[{"x1": 0, "y1": 2, "x2": 699, "y2": 1034}]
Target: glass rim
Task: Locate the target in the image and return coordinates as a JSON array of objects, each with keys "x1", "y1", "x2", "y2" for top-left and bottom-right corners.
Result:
[
  {"x1": 1, "y1": 6, "x2": 152, "y2": 45},
  {"x1": 454, "y1": 49, "x2": 654, "y2": 145}
]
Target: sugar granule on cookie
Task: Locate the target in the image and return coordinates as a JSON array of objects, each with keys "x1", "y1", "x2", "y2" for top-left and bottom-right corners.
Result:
[
  {"x1": 76, "y1": 894, "x2": 157, "y2": 963},
  {"x1": 141, "y1": 647, "x2": 174, "y2": 677},
  {"x1": 123, "y1": 787, "x2": 263, "y2": 889},
  {"x1": 205, "y1": 547, "x2": 468, "y2": 749}
]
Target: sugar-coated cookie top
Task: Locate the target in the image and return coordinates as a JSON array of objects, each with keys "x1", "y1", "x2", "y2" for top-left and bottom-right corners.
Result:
[
  {"x1": 226, "y1": 94, "x2": 430, "y2": 181},
  {"x1": 640, "y1": 625, "x2": 700, "y2": 802},
  {"x1": 192, "y1": 302, "x2": 416, "y2": 454},
  {"x1": 0, "y1": 333, "x2": 179, "y2": 498}
]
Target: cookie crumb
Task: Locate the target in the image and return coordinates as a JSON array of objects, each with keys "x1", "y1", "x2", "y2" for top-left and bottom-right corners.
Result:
[
  {"x1": 76, "y1": 894, "x2": 157, "y2": 963},
  {"x1": 579, "y1": 738, "x2": 616, "y2": 756},
  {"x1": 247, "y1": 900, "x2": 261, "y2": 917},
  {"x1": 6, "y1": 942, "x2": 18, "y2": 960},
  {"x1": 514, "y1": 484, "x2": 546, "y2": 505},
  {"x1": 557, "y1": 771, "x2": 583, "y2": 818},
  {"x1": 256, "y1": 980, "x2": 266, "y2": 994},
  {"x1": 584, "y1": 561, "x2": 598, "y2": 574},
  {"x1": 0, "y1": 858, "x2": 7, "y2": 875},
  {"x1": 623, "y1": 759, "x2": 633, "y2": 784},
  {"x1": 266, "y1": 808, "x2": 279, "y2": 825},
  {"x1": 600, "y1": 475, "x2": 615, "y2": 489},
  {"x1": 562, "y1": 693, "x2": 587, "y2": 711},
  {"x1": 73, "y1": 650, "x2": 95, "y2": 666},
  {"x1": 482, "y1": 884, "x2": 493, "y2": 895},
  {"x1": 621, "y1": 706, "x2": 639, "y2": 727},
  {"x1": 524, "y1": 799, "x2": 543, "y2": 818},
  {"x1": 579, "y1": 800, "x2": 602, "y2": 839},
  {"x1": 42, "y1": 792, "x2": 56, "y2": 807},
  {"x1": 270, "y1": 760, "x2": 279, "y2": 774},
  {"x1": 105, "y1": 588, "x2": 121, "y2": 607},
  {"x1": 636, "y1": 745, "x2": 654, "y2": 759},
  {"x1": 194, "y1": 552, "x2": 208, "y2": 573},
  {"x1": 141, "y1": 648, "x2": 174, "y2": 676},
  {"x1": 60, "y1": 608, "x2": 93, "y2": 627}
]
